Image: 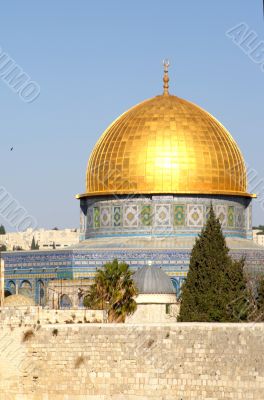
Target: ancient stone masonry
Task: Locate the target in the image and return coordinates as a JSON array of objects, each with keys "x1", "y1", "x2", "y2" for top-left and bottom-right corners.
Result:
[{"x1": 1, "y1": 322, "x2": 264, "y2": 399}]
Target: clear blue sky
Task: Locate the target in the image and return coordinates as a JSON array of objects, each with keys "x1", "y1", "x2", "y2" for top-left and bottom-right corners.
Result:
[{"x1": 0, "y1": 0, "x2": 263, "y2": 231}]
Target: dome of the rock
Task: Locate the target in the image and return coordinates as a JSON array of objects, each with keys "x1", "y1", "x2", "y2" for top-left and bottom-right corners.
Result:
[{"x1": 2, "y1": 64, "x2": 264, "y2": 308}]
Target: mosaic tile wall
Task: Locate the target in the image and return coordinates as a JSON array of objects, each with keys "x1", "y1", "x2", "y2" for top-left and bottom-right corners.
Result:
[
  {"x1": 3, "y1": 243, "x2": 264, "y2": 301},
  {"x1": 80, "y1": 195, "x2": 252, "y2": 239},
  {"x1": 1, "y1": 194, "x2": 255, "y2": 304}
]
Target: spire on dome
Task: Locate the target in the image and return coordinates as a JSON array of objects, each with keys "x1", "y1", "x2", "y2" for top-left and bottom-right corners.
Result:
[{"x1": 163, "y1": 59, "x2": 170, "y2": 95}]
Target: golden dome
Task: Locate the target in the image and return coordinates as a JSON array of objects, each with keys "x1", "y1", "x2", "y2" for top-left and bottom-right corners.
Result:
[{"x1": 82, "y1": 92, "x2": 251, "y2": 198}]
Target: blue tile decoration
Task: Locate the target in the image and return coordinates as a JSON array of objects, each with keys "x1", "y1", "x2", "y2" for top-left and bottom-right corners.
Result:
[
  {"x1": 228, "y1": 206, "x2": 235, "y2": 228},
  {"x1": 113, "y1": 206, "x2": 122, "y2": 227},
  {"x1": 124, "y1": 205, "x2": 139, "y2": 227},
  {"x1": 174, "y1": 205, "x2": 185, "y2": 226},
  {"x1": 83, "y1": 195, "x2": 252, "y2": 239},
  {"x1": 187, "y1": 205, "x2": 203, "y2": 227},
  {"x1": 93, "y1": 207, "x2": 100, "y2": 228},
  {"x1": 141, "y1": 205, "x2": 152, "y2": 226},
  {"x1": 2, "y1": 193, "x2": 262, "y2": 304}
]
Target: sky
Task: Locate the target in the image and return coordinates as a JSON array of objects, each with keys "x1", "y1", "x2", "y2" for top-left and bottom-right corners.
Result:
[{"x1": 0, "y1": 0, "x2": 263, "y2": 231}]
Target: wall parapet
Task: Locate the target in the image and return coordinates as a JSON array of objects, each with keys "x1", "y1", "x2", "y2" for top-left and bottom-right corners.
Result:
[{"x1": 0, "y1": 306, "x2": 106, "y2": 326}]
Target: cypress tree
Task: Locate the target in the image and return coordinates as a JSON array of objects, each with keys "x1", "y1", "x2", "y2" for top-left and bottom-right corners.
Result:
[
  {"x1": 256, "y1": 277, "x2": 264, "y2": 321},
  {"x1": 31, "y1": 236, "x2": 38, "y2": 250},
  {"x1": 178, "y1": 206, "x2": 248, "y2": 322}
]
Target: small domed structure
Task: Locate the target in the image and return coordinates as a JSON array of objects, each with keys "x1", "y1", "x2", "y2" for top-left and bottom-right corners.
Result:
[
  {"x1": 133, "y1": 265, "x2": 176, "y2": 295},
  {"x1": 132, "y1": 265, "x2": 177, "y2": 304},
  {"x1": 127, "y1": 265, "x2": 179, "y2": 323},
  {"x1": 4, "y1": 294, "x2": 35, "y2": 307}
]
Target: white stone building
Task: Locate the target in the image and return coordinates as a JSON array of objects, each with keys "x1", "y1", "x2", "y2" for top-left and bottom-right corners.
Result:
[
  {"x1": 127, "y1": 265, "x2": 179, "y2": 323},
  {"x1": 253, "y1": 229, "x2": 264, "y2": 247},
  {"x1": 0, "y1": 227, "x2": 79, "y2": 251}
]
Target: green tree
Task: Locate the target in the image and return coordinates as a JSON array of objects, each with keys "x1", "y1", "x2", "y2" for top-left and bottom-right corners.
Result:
[
  {"x1": 257, "y1": 277, "x2": 264, "y2": 311},
  {"x1": 178, "y1": 206, "x2": 248, "y2": 322},
  {"x1": 83, "y1": 259, "x2": 138, "y2": 322},
  {"x1": 0, "y1": 224, "x2": 6, "y2": 234},
  {"x1": 30, "y1": 236, "x2": 39, "y2": 250},
  {"x1": 250, "y1": 276, "x2": 264, "y2": 322},
  {"x1": 0, "y1": 244, "x2": 7, "y2": 251},
  {"x1": 13, "y1": 245, "x2": 23, "y2": 251}
]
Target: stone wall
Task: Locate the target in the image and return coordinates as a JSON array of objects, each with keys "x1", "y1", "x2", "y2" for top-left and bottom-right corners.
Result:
[
  {"x1": 1, "y1": 322, "x2": 264, "y2": 399},
  {"x1": 0, "y1": 306, "x2": 106, "y2": 326}
]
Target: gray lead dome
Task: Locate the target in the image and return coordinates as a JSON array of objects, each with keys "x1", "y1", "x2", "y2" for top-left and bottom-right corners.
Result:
[{"x1": 133, "y1": 266, "x2": 176, "y2": 294}]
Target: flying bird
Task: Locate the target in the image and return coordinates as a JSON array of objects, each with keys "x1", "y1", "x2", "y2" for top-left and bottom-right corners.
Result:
[{"x1": 10, "y1": 147, "x2": 13, "y2": 151}]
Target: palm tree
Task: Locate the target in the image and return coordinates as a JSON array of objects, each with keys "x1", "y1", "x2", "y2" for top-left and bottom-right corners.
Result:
[{"x1": 84, "y1": 259, "x2": 138, "y2": 322}]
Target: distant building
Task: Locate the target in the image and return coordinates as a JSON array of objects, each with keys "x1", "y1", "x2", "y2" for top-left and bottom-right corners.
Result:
[
  {"x1": 0, "y1": 228, "x2": 79, "y2": 251},
  {"x1": 253, "y1": 229, "x2": 264, "y2": 246}
]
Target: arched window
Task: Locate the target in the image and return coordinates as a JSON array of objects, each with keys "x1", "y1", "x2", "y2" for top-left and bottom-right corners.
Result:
[
  {"x1": 77, "y1": 288, "x2": 85, "y2": 308},
  {"x1": 59, "y1": 294, "x2": 72, "y2": 309},
  {"x1": 171, "y1": 278, "x2": 180, "y2": 298},
  {"x1": 37, "y1": 280, "x2": 45, "y2": 306},
  {"x1": 171, "y1": 277, "x2": 186, "y2": 298},
  {"x1": 7, "y1": 280, "x2": 16, "y2": 294},
  {"x1": 19, "y1": 280, "x2": 32, "y2": 297}
]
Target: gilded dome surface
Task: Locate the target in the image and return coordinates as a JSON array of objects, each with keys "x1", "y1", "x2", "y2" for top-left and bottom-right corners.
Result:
[{"x1": 84, "y1": 93, "x2": 250, "y2": 197}]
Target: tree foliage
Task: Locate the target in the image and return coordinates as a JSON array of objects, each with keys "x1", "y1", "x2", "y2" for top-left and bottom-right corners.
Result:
[
  {"x1": 30, "y1": 236, "x2": 39, "y2": 250},
  {"x1": 13, "y1": 245, "x2": 23, "y2": 251},
  {"x1": 0, "y1": 224, "x2": 6, "y2": 235},
  {"x1": 83, "y1": 259, "x2": 138, "y2": 322},
  {"x1": 243, "y1": 275, "x2": 264, "y2": 322},
  {"x1": 248, "y1": 276, "x2": 264, "y2": 322},
  {"x1": 257, "y1": 277, "x2": 264, "y2": 315},
  {"x1": 178, "y1": 206, "x2": 248, "y2": 322}
]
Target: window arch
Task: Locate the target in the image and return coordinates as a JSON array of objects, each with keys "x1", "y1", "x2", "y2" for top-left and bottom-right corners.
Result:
[
  {"x1": 37, "y1": 280, "x2": 45, "y2": 306},
  {"x1": 59, "y1": 294, "x2": 72, "y2": 309},
  {"x1": 7, "y1": 280, "x2": 16, "y2": 294},
  {"x1": 171, "y1": 277, "x2": 181, "y2": 298},
  {"x1": 171, "y1": 277, "x2": 186, "y2": 297},
  {"x1": 19, "y1": 280, "x2": 32, "y2": 297}
]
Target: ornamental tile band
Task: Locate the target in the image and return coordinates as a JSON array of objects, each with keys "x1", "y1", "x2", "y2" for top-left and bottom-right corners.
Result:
[{"x1": 174, "y1": 205, "x2": 185, "y2": 226}]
